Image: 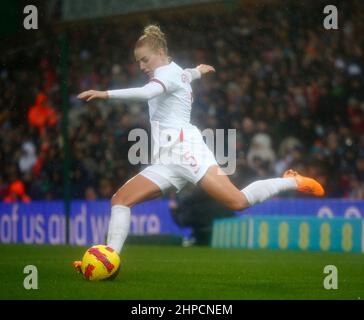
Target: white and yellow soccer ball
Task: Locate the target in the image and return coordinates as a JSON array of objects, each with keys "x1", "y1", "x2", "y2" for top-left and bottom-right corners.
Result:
[{"x1": 81, "y1": 245, "x2": 121, "y2": 281}]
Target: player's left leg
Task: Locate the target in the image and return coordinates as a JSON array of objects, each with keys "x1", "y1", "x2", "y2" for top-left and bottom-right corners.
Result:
[
  {"x1": 198, "y1": 165, "x2": 324, "y2": 211},
  {"x1": 106, "y1": 173, "x2": 163, "y2": 254},
  {"x1": 73, "y1": 173, "x2": 163, "y2": 275}
]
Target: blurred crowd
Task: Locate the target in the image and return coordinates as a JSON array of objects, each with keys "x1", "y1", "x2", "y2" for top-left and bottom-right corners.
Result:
[{"x1": 1, "y1": 2, "x2": 364, "y2": 202}]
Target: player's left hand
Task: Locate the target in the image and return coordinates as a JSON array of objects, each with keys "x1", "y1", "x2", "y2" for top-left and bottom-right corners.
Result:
[{"x1": 196, "y1": 64, "x2": 216, "y2": 75}]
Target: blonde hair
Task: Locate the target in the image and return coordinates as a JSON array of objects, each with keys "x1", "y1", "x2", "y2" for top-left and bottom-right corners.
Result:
[{"x1": 135, "y1": 24, "x2": 168, "y2": 55}]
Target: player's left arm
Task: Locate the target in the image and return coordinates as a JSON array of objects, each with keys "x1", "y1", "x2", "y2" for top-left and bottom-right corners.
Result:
[{"x1": 184, "y1": 64, "x2": 216, "y2": 82}]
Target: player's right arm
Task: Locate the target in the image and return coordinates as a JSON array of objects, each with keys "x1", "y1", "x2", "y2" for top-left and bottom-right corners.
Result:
[{"x1": 77, "y1": 82, "x2": 164, "y2": 102}]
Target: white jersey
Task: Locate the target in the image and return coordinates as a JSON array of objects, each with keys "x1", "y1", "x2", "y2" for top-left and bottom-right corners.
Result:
[
  {"x1": 143, "y1": 62, "x2": 218, "y2": 191},
  {"x1": 149, "y1": 61, "x2": 194, "y2": 130}
]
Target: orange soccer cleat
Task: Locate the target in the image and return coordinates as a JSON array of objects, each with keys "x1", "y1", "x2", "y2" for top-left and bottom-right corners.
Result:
[
  {"x1": 283, "y1": 169, "x2": 325, "y2": 197},
  {"x1": 72, "y1": 261, "x2": 82, "y2": 274}
]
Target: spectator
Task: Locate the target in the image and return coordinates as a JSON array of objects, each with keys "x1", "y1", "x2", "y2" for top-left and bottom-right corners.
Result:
[
  {"x1": 3, "y1": 180, "x2": 31, "y2": 203},
  {"x1": 98, "y1": 178, "x2": 114, "y2": 199},
  {"x1": 85, "y1": 186, "x2": 98, "y2": 201},
  {"x1": 247, "y1": 133, "x2": 276, "y2": 174},
  {"x1": 18, "y1": 141, "x2": 37, "y2": 174},
  {"x1": 27, "y1": 92, "x2": 58, "y2": 136}
]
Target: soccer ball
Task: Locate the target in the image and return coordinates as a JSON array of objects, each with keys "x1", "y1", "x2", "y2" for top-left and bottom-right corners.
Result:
[{"x1": 81, "y1": 245, "x2": 121, "y2": 281}]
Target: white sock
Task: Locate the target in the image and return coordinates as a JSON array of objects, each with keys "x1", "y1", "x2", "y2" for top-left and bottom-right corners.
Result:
[
  {"x1": 106, "y1": 205, "x2": 131, "y2": 254},
  {"x1": 241, "y1": 177, "x2": 297, "y2": 206}
]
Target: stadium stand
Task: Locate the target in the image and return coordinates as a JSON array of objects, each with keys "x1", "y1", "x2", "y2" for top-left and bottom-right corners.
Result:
[{"x1": 0, "y1": 1, "x2": 363, "y2": 201}]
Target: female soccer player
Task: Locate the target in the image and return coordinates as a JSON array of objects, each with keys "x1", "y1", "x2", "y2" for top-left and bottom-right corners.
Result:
[{"x1": 75, "y1": 25, "x2": 324, "y2": 265}]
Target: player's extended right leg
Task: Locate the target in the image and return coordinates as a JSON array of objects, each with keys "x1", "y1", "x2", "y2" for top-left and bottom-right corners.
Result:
[
  {"x1": 199, "y1": 165, "x2": 325, "y2": 211},
  {"x1": 283, "y1": 169, "x2": 325, "y2": 197}
]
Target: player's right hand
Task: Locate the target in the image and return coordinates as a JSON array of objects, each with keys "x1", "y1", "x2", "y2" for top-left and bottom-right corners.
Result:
[{"x1": 77, "y1": 90, "x2": 108, "y2": 101}]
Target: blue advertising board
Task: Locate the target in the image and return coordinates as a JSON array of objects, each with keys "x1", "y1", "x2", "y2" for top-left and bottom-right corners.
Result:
[
  {"x1": 0, "y1": 199, "x2": 191, "y2": 245},
  {"x1": 1, "y1": 199, "x2": 364, "y2": 246}
]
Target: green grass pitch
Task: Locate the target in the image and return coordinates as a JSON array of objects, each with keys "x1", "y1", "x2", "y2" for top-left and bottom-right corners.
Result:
[{"x1": 0, "y1": 244, "x2": 363, "y2": 299}]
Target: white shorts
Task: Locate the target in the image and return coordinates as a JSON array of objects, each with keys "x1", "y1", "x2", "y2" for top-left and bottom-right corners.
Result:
[{"x1": 139, "y1": 126, "x2": 217, "y2": 193}]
